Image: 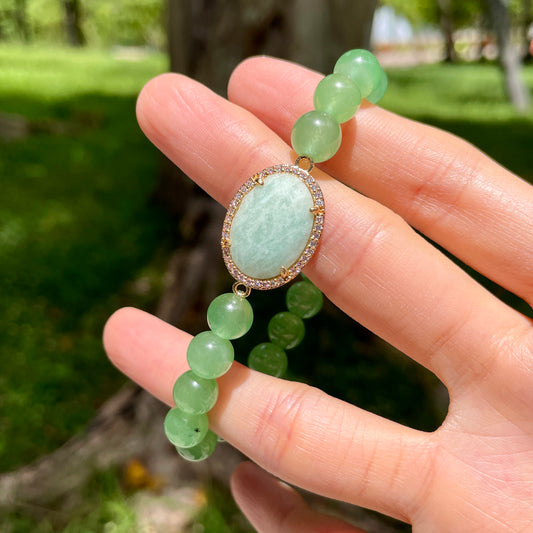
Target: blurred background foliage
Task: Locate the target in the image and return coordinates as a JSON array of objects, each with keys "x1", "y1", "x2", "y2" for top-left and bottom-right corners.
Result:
[
  {"x1": 0, "y1": 0, "x2": 165, "y2": 46},
  {"x1": 0, "y1": 0, "x2": 532, "y2": 531}
]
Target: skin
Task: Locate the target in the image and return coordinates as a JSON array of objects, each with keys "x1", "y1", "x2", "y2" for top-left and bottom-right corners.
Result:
[{"x1": 103, "y1": 57, "x2": 533, "y2": 531}]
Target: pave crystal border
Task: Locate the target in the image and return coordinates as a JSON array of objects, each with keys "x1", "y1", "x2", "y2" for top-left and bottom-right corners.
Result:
[{"x1": 221, "y1": 164, "x2": 325, "y2": 290}]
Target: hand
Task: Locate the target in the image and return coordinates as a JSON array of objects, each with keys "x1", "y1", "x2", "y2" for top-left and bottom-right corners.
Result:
[{"x1": 103, "y1": 57, "x2": 533, "y2": 531}]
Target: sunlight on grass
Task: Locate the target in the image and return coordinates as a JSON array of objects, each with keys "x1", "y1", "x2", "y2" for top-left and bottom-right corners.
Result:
[{"x1": 0, "y1": 45, "x2": 167, "y2": 106}]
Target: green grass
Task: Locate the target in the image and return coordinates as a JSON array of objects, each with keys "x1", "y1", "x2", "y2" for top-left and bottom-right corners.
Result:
[{"x1": 0, "y1": 45, "x2": 169, "y2": 472}]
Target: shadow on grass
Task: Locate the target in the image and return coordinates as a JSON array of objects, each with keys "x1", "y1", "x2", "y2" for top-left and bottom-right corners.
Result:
[{"x1": 0, "y1": 92, "x2": 173, "y2": 472}]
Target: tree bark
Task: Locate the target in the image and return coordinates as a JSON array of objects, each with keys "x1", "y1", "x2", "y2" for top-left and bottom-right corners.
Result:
[
  {"x1": 63, "y1": 0, "x2": 85, "y2": 47},
  {"x1": 14, "y1": 0, "x2": 30, "y2": 42},
  {"x1": 437, "y1": 0, "x2": 458, "y2": 62},
  {"x1": 485, "y1": 0, "x2": 530, "y2": 112},
  {"x1": 520, "y1": 0, "x2": 533, "y2": 60}
]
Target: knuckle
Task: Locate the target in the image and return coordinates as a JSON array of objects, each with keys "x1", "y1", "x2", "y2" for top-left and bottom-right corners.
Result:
[
  {"x1": 251, "y1": 382, "x2": 323, "y2": 470},
  {"x1": 327, "y1": 208, "x2": 409, "y2": 294},
  {"x1": 403, "y1": 136, "x2": 483, "y2": 230}
]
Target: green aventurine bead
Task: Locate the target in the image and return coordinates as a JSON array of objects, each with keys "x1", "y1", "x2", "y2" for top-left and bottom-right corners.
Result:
[
  {"x1": 286, "y1": 281, "x2": 323, "y2": 319},
  {"x1": 187, "y1": 331, "x2": 234, "y2": 379},
  {"x1": 268, "y1": 311, "x2": 305, "y2": 350},
  {"x1": 176, "y1": 430, "x2": 217, "y2": 461},
  {"x1": 291, "y1": 110, "x2": 342, "y2": 163},
  {"x1": 172, "y1": 370, "x2": 218, "y2": 414},
  {"x1": 164, "y1": 407, "x2": 208, "y2": 448},
  {"x1": 366, "y1": 67, "x2": 388, "y2": 104},
  {"x1": 207, "y1": 293, "x2": 253, "y2": 339},
  {"x1": 334, "y1": 49, "x2": 382, "y2": 99},
  {"x1": 314, "y1": 73, "x2": 361, "y2": 123},
  {"x1": 248, "y1": 342, "x2": 288, "y2": 377}
]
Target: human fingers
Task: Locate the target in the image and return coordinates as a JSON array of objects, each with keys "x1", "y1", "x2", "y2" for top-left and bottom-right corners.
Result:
[
  {"x1": 231, "y1": 462, "x2": 367, "y2": 533},
  {"x1": 228, "y1": 56, "x2": 533, "y2": 305},
  {"x1": 103, "y1": 307, "x2": 429, "y2": 522},
  {"x1": 136, "y1": 73, "x2": 530, "y2": 395}
]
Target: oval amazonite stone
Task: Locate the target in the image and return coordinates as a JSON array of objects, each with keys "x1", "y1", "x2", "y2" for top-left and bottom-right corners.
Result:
[{"x1": 222, "y1": 165, "x2": 324, "y2": 289}]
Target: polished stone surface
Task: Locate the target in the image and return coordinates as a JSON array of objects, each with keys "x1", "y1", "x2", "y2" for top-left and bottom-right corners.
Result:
[
  {"x1": 291, "y1": 110, "x2": 342, "y2": 162},
  {"x1": 207, "y1": 292, "x2": 253, "y2": 339},
  {"x1": 334, "y1": 49, "x2": 382, "y2": 99},
  {"x1": 314, "y1": 73, "x2": 361, "y2": 123},
  {"x1": 230, "y1": 172, "x2": 314, "y2": 279}
]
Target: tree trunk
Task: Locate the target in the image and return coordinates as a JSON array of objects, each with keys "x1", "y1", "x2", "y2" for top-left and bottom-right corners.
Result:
[
  {"x1": 437, "y1": 0, "x2": 458, "y2": 62},
  {"x1": 485, "y1": 0, "x2": 530, "y2": 112},
  {"x1": 63, "y1": 0, "x2": 85, "y2": 47},
  {"x1": 166, "y1": 0, "x2": 378, "y2": 88},
  {"x1": 520, "y1": 0, "x2": 532, "y2": 61},
  {"x1": 14, "y1": 0, "x2": 30, "y2": 42}
]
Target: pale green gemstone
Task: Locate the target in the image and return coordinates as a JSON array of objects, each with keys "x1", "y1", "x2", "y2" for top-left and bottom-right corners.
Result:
[
  {"x1": 314, "y1": 73, "x2": 361, "y2": 123},
  {"x1": 187, "y1": 331, "x2": 234, "y2": 379},
  {"x1": 268, "y1": 311, "x2": 305, "y2": 349},
  {"x1": 172, "y1": 370, "x2": 218, "y2": 414},
  {"x1": 291, "y1": 110, "x2": 342, "y2": 163},
  {"x1": 248, "y1": 342, "x2": 288, "y2": 377},
  {"x1": 366, "y1": 67, "x2": 388, "y2": 104},
  {"x1": 230, "y1": 172, "x2": 314, "y2": 279},
  {"x1": 164, "y1": 407, "x2": 208, "y2": 448},
  {"x1": 334, "y1": 49, "x2": 382, "y2": 99},
  {"x1": 176, "y1": 430, "x2": 217, "y2": 461},
  {"x1": 207, "y1": 292, "x2": 253, "y2": 339},
  {"x1": 286, "y1": 281, "x2": 323, "y2": 319}
]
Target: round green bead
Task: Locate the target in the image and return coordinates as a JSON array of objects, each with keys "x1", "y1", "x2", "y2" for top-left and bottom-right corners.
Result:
[
  {"x1": 334, "y1": 49, "x2": 382, "y2": 99},
  {"x1": 366, "y1": 67, "x2": 388, "y2": 104},
  {"x1": 291, "y1": 110, "x2": 342, "y2": 163},
  {"x1": 176, "y1": 430, "x2": 217, "y2": 461},
  {"x1": 248, "y1": 342, "x2": 288, "y2": 377},
  {"x1": 313, "y1": 73, "x2": 361, "y2": 123},
  {"x1": 268, "y1": 311, "x2": 305, "y2": 350},
  {"x1": 164, "y1": 407, "x2": 208, "y2": 448},
  {"x1": 172, "y1": 370, "x2": 218, "y2": 414},
  {"x1": 286, "y1": 281, "x2": 323, "y2": 319},
  {"x1": 207, "y1": 292, "x2": 253, "y2": 340},
  {"x1": 187, "y1": 331, "x2": 234, "y2": 379}
]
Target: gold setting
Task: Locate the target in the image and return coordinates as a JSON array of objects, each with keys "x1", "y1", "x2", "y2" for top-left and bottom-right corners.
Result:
[
  {"x1": 295, "y1": 155, "x2": 314, "y2": 172},
  {"x1": 310, "y1": 205, "x2": 324, "y2": 215},
  {"x1": 251, "y1": 174, "x2": 265, "y2": 186},
  {"x1": 232, "y1": 281, "x2": 251, "y2": 298},
  {"x1": 221, "y1": 164, "x2": 325, "y2": 290}
]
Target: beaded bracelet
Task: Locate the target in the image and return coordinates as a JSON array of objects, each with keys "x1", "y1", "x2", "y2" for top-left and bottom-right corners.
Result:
[{"x1": 164, "y1": 49, "x2": 387, "y2": 461}]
